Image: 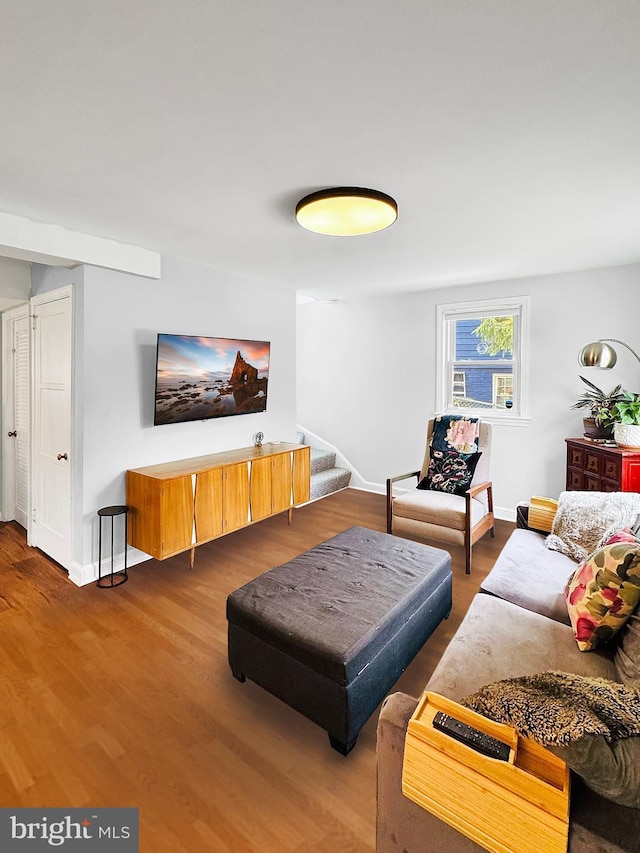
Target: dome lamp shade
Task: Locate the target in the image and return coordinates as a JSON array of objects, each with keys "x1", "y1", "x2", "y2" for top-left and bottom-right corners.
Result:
[
  {"x1": 578, "y1": 341, "x2": 618, "y2": 369},
  {"x1": 578, "y1": 338, "x2": 640, "y2": 369}
]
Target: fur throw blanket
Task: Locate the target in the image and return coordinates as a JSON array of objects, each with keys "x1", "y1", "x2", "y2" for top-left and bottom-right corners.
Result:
[
  {"x1": 461, "y1": 671, "x2": 640, "y2": 746},
  {"x1": 545, "y1": 491, "x2": 640, "y2": 563}
]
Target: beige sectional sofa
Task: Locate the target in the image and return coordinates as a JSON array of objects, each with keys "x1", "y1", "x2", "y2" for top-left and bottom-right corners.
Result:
[{"x1": 376, "y1": 522, "x2": 640, "y2": 852}]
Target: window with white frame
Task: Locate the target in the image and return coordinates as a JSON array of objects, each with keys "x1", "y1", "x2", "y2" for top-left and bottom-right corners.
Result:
[{"x1": 436, "y1": 296, "x2": 529, "y2": 421}]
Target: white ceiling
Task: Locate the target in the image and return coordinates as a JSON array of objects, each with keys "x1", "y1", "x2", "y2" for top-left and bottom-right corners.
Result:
[{"x1": 1, "y1": 1, "x2": 639, "y2": 301}]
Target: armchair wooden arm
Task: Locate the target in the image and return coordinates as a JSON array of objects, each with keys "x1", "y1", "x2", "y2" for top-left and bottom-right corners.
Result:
[
  {"x1": 466, "y1": 480, "x2": 492, "y2": 499},
  {"x1": 386, "y1": 471, "x2": 421, "y2": 533},
  {"x1": 464, "y1": 480, "x2": 495, "y2": 573}
]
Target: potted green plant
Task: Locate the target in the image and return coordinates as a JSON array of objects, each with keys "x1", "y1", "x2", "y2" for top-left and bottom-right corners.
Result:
[
  {"x1": 571, "y1": 376, "x2": 624, "y2": 440},
  {"x1": 612, "y1": 391, "x2": 640, "y2": 449}
]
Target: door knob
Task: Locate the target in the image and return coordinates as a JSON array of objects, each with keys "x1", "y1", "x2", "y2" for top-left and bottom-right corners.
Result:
[
  {"x1": 7, "y1": 430, "x2": 17, "y2": 437},
  {"x1": 57, "y1": 453, "x2": 68, "y2": 461}
]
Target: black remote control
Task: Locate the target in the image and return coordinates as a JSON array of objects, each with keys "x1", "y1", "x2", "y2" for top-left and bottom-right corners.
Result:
[{"x1": 432, "y1": 711, "x2": 511, "y2": 761}]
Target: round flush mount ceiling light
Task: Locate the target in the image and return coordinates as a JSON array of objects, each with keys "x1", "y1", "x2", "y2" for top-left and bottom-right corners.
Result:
[{"x1": 295, "y1": 187, "x2": 398, "y2": 236}]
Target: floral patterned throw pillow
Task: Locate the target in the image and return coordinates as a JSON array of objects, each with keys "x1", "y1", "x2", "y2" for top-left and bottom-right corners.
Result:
[
  {"x1": 417, "y1": 415, "x2": 482, "y2": 496},
  {"x1": 418, "y1": 448, "x2": 482, "y2": 497},
  {"x1": 564, "y1": 528, "x2": 640, "y2": 651}
]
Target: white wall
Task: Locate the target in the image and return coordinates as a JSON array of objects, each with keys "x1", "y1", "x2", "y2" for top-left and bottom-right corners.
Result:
[
  {"x1": 33, "y1": 256, "x2": 297, "y2": 580},
  {"x1": 296, "y1": 264, "x2": 640, "y2": 519},
  {"x1": 0, "y1": 256, "x2": 31, "y2": 310},
  {"x1": 78, "y1": 256, "x2": 297, "y2": 574}
]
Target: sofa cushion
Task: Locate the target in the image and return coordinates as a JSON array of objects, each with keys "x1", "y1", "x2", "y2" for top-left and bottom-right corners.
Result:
[
  {"x1": 392, "y1": 489, "x2": 486, "y2": 531},
  {"x1": 564, "y1": 531, "x2": 640, "y2": 651},
  {"x1": 426, "y1": 593, "x2": 618, "y2": 703},
  {"x1": 615, "y1": 611, "x2": 640, "y2": 687},
  {"x1": 550, "y1": 735, "x2": 640, "y2": 810},
  {"x1": 480, "y1": 528, "x2": 575, "y2": 625}
]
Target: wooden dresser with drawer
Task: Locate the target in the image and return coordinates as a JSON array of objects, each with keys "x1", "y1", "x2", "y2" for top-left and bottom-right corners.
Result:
[{"x1": 565, "y1": 437, "x2": 640, "y2": 493}]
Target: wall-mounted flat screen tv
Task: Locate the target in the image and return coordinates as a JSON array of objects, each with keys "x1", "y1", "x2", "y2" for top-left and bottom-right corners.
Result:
[{"x1": 154, "y1": 334, "x2": 270, "y2": 425}]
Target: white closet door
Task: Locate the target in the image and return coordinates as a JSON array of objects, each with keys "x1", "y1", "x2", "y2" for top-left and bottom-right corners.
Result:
[
  {"x1": 2, "y1": 304, "x2": 30, "y2": 527},
  {"x1": 31, "y1": 287, "x2": 73, "y2": 569},
  {"x1": 13, "y1": 311, "x2": 30, "y2": 527}
]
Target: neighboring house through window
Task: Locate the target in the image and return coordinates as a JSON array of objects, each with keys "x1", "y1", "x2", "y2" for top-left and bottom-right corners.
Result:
[
  {"x1": 452, "y1": 370, "x2": 466, "y2": 399},
  {"x1": 436, "y1": 296, "x2": 529, "y2": 423},
  {"x1": 493, "y1": 373, "x2": 513, "y2": 409}
]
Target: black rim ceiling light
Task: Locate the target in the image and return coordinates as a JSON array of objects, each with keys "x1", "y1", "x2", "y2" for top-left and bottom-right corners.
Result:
[{"x1": 295, "y1": 187, "x2": 398, "y2": 236}]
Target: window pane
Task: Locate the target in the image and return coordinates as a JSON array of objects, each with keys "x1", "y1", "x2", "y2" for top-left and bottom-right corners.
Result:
[
  {"x1": 448, "y1": 315, "x2": 516, "y2": 411},
  {"x1": 454, "y1": 316, "x2": 514, "y2": 360},
  {"x1": 450, "y1": 363, "x2": 514, "y2": 411}
]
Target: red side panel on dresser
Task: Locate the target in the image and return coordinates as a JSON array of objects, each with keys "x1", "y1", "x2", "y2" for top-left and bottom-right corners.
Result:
[{"x1": 566, "y1": 438, "x2": 640, "y2": 494}]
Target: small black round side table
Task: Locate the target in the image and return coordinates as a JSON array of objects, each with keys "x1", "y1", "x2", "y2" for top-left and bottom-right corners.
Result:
[{"x1": 97, "y1": 505, "x2": 129, "y2": 588}]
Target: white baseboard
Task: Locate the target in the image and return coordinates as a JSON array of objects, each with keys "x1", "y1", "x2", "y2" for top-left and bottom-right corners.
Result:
[{"x1": 68, "y1": 548, "x2": 151, "y2": 587}]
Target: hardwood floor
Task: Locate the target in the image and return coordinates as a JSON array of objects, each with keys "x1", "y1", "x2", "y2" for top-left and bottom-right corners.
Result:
[{"x1": 0, "y1": 490, "x2": 514, "y2": 852}]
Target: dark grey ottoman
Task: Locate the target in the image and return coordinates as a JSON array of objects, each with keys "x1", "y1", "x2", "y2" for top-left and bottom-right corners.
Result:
[{"x1": 226, "y1": 526, "x2": 452, "y2": 754}]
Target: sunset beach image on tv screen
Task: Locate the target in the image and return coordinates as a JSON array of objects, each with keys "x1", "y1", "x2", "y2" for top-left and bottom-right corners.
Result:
[{"x1": 154, "y1": 334, "x2": 270, "y2": 425}]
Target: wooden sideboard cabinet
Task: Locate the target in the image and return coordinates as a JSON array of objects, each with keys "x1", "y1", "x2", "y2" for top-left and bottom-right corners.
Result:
[
  {"x1": 565, "y1": 438, "x2": 640, "y2": 493},
  {"x1": 126, "y1": 442, "x2": 311, "y2": 563}
]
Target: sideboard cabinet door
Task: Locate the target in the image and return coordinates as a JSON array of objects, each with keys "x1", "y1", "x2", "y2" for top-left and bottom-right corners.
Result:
[
  {"x1": 160, "y1": 477, "x2": 195, "y2": 557},
  {"x1": 293, "y1": 446, "x2": 311, "y2": 505},
  {"x1": 250, "y1": 456, "x2": 274, "y2": 521},
  {"x1": 250, "y1": 452, "x2": 295, "y2": 520},
  {"x1": 271, "y1": 453, "x2": 294, "y2": 515},
  {"x1": 194, "y1": 469, "x2": 223, "y2": 544},
  {"x1": 223, "y1": 463, "x2": 250, "y2": 533},
  {"x1": 126, "y1": 471, "x2": 193, "y2": 560}
]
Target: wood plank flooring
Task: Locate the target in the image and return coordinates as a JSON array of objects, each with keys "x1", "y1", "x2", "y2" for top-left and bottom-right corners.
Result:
[{"x1": 0, "y1": 489, "x2": 513, "y2": 852}]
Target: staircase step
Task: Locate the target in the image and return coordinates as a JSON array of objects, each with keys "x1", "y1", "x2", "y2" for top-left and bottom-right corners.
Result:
[
  {"x1": 310, "y1": 467, "x2": 352, "y2": 501},
  {"x1": 296, "y1": 430, "x2": 305, "y2": 445},
  {"x1": 311, "y1": 447, "x2": 337, "y2": 475}
]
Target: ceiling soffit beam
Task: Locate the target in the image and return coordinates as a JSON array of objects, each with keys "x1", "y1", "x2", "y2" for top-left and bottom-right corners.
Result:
[{"x1": 0, "y1": 211, "x2": 161, "y2": 279}]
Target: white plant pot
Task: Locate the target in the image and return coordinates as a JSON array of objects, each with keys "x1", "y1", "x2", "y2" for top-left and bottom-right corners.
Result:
[{"x1": 614, "y1": 422, "x2": 640, "y2": 450}]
